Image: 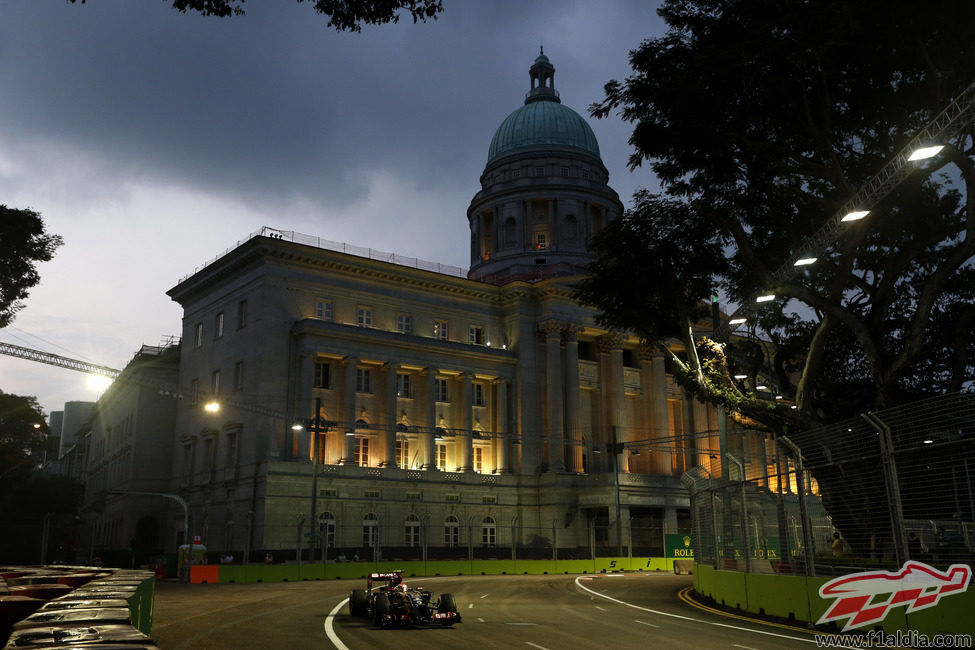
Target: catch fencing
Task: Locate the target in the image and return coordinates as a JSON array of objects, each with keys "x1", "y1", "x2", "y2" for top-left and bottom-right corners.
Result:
[{"x1": 681, "y1": 391, "x2": 975, "y2": 576}]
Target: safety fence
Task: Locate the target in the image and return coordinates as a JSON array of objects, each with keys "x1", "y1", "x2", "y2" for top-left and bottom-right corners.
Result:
[
  {"x1": 195, "y1": 521, "x2": 692, "y2": 567},
  {"x1": 681, "y1": 391, "x2": 975, "y2": 576}
]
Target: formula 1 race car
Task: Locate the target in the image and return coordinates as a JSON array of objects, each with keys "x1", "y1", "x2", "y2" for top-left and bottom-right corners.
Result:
[{"x1": 349, "y1": 571, "x2": 461, "y2": 628}]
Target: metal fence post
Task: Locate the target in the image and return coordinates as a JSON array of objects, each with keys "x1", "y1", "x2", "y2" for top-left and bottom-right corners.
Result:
[
  {"x1": 862, "y1": 412, "x2": 908, "y2": 566},
  {"x1": 724, "y1": 454, "x2": 750, "y2": 572},
  {"x1": 778, "y1": 436, "x2": 816, "y2": 577}
]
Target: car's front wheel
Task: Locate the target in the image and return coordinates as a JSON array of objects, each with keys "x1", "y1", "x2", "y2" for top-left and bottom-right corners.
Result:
[{"x1": 373, "y1": 593, "x2": 391, "y2": 627}]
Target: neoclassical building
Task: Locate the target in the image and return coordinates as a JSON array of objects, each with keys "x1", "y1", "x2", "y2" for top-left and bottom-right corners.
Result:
[{"x1": 161, "y1": 53, "x2": 736, "y2": 560}]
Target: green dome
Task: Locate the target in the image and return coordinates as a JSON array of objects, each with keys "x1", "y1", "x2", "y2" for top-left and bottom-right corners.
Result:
[{"x1": 487, "y1": 99, "x2": 601, "y2": 164}]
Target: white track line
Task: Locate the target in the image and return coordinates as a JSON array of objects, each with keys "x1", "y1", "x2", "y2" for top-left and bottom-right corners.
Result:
[
  {"x1": 573, "y1": 576, "x2": 814, "y2": 644},
  {"x1": 323, "y1": 597, "x2": 350, "y2": 650}
]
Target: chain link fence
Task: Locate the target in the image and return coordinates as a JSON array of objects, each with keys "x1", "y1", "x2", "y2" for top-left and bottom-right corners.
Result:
[{"x1": 682, "y1": 391, "x2": 975, "y2": 576}]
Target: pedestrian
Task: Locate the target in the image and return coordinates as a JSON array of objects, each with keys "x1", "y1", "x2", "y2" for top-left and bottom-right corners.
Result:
[
  {"x1": 831, "y1": 532, "x2": 843, "y2": 558},
  {"x1": 907, "y1": 532, "x2": 922, "y2": 559},
  {"x1": 264, "y1": 552, "x2": 273, "y2": 564}
]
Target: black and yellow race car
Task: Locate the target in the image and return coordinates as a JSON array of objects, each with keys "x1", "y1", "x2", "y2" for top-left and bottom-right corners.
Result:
[{"x1": 349, "y1": 571, "x2": 461, "y2": 628}]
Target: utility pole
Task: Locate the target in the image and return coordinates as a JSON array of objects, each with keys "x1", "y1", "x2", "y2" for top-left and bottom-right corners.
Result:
[
  {"x1": 609, "y1": 426, "x2": 625, "y2": 557},
  {"x1": 309, "y1": 397, "x2": 321, "y2": 562}
]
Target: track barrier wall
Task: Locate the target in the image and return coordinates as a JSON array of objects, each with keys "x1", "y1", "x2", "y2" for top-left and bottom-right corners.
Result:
[{"x1": 190, "y1": 556, "x2": 676, "y2": 584}]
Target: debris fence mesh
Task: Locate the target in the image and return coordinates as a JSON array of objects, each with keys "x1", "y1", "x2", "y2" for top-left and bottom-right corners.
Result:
[{"x1": 682, "y1": 392, "x2": 975, "y2": 576}]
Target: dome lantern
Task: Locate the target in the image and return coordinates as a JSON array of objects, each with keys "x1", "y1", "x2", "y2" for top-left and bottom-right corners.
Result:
[{"x1": 527, "y1": 46, "x2": 558, "y2": 105}]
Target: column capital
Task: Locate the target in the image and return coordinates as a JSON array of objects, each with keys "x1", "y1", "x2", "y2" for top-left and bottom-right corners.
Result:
[
  {"x1": 562, "y1": 324, "x2": 583, "y2": 344},
  {"x1": 342, "y1": 355, "x2": 359, "y2": 366},
  {"x1": 597, "y1": 332, "x2": 626, "y2": 353},
  {"x1": 638, "y1": 341, "x2": 660, "y2": 361},
  {"x1": 420, "y1": 367, "x2": 439, "y2": 377},
  {"x1": 383, "y1": 361, "x2": 401, "y2": 372},
  {"x1": 538, "y1": 319, "x2": 565, "y2": 340},
  {"x1": 492, "y1": 376, "x2": 511, "y2": 387}
]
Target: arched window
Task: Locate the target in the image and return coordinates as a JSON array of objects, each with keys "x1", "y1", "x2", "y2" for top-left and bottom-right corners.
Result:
[
  {"x1": 405, "y1": 514, "x2": 420, "y2": 547},
  {"x1": 320, "y1": 512, "x2": 335, "y2": 549},
  {"x1": 363, "y1": 512, "x2": 379, "y2": 548},
  {"x1": 503, "y1": 217, "x2": 517, "y2": 249},
  {"x1": 444, "y1": 515, "x2": 459, "y2": 547},
  {"x1": 481, "y1": 516, "x2": 496, "y2": 547}
]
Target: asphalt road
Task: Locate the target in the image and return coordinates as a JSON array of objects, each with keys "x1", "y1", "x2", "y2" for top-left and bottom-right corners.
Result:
[{"x1": 151, "y1": 573, "x2": 823, "y2": 649}]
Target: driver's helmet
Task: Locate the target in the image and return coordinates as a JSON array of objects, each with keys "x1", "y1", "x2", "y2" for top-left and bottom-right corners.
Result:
[{"x1": 398, "y1": 583, "x2": 408, "y2": 592}]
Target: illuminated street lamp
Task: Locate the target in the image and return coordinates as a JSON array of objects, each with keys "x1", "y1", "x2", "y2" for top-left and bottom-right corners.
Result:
[{"x1": 203, "y1": 401, "x2": 221, "y2": 414}]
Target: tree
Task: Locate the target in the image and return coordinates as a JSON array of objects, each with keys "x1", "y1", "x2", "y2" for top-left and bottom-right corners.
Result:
[
  {"x1": 0, "y1": 391, "x2": 50, "y2": 500},
  {"x1": 0, "y1": 206, "x2": 63, "y2": 329},
  {"x1": 68, "y1": 0, "x2": 444, "y2": 31},
  {"x1": 578, "y1": 0, "x2": 975, "y2": 555}
]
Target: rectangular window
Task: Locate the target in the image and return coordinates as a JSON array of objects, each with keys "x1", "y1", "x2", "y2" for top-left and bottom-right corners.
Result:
[
  {"x1": 224, "y1": 431, "x2": 238, "y2": 475},
  {"x1": 396, "y1": 373, "x2": 412, "y2": 398},
  {"x1": 215, "y1": 312, "x2": 224, "y2": 338},
  {"x1": 406, "y1": 491, "x2": 421, "y2": 500},
  {"x1": 211, "y1": 369, "x2": 221, "y2": 395},
  {"x1": 190, "y1": 378, "x2": 199, "y2": 405},
  {"x1": 474, "y1": 447, "x2": 483, "y2": 473},
  {"x1": 396, "y1": 439, "x2": 409, "y2": 468},
  {"x1": 436, "y1": 378, "x2": 449, "y2": 403},
  {"x1": 469, "y1": 326, "x2": 485, "y2": 345},
  {"x1": 512, "y1": 168, "x2": 521, "y2": 179},
  {"x1": 560, "y1": 166, "x2": 569, "y2": 177},
  {"x1": 582, "y1": 168, "x2": 590, "y2": 179},
  {"x1": 313, "y1": 361, "x2": 330, "y2": 389},
  {"x1": 472, "y1": 382, "x2": 485, "y2": 406},
  {"x1": 322, "y1": 488, "x2": 338, "y2": 497},
  {"x1": 433, "y1": 319, "x2": 448, "y2": 341},
  {"x1": 356, "y1": 368, "x2": 372, "y2": 393},
  {"x1": 534, "y1": 165, "x2": 544, "y2": 177},
  {"x1": 233, "y1": 361, "x2": 244, "y2": 392},
  {"x1": 204, "y1": 437, "x2": 216, "y2": 482},
  {"x1": 481, "y1": 494, "x2": 496, "y2": 504},
  {"x1": 445, "y1": 493, "x2": 460, "y2": 502},
  {"x1": 354, "y1": 437, "x2": 370, "y2": 465},
  {"x1": 437, "y1": 444, "x2": 447, "y2": 471},
  {"x1": 535, "y1": 233, "x2": 548, "y2": 249},
  {"x1": 364, "y1": 489, "x2": 380, "y2": 499},
  {"x1": 315, "y1": 299, "x2": 332, "y2": 320},
  {"x1": 181, "y1": 442, "x2": 194, "y2": 487},
  {"x1": 194, "y1": 323, "x2": 203, "y2": 348},
  {"x1": 357, "y1": 307, "x2": 372, "y2": 328},
  {"x1": 396, "y1": 313, "x2": 412, "y2": 334},
  {"x1": 237, "y1": 299, "x2": 248, "y2": 329}
]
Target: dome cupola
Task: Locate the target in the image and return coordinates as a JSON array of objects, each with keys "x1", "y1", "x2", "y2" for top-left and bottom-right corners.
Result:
[{"x1": 467, "y1": 49, "x2": 622, "y2": 283}]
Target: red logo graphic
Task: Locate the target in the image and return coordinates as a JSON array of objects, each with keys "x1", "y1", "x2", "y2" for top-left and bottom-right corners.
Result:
[{"x1": 817, "y1": 561, "x2": 970, "y2": 631}]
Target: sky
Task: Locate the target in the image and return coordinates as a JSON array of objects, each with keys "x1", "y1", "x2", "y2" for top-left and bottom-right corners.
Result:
[{"x1": 0, "y1": 1, "x2": 666, "y2": 418}]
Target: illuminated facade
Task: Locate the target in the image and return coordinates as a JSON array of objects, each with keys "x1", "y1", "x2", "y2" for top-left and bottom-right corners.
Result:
[{"x1": 161, "y1": 53, "x2": 741, "y2": 559}]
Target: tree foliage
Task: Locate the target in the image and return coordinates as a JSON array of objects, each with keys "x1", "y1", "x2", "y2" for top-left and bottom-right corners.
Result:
[
  {"x1": 579, "y1": 0, "x2": 975, "y2": 555},
  {"x1": 0, "y1": 206, "x2": 63, "y2": 329},
  {"x1": 68, "y1": 0, "x2": 444, "y2": 31},
  {"x1": 582, "y1": 0, "x2": 975, "y2": 429},
  {"x1": 0, "y1": 391, "x2": 50, "y2": 500}
]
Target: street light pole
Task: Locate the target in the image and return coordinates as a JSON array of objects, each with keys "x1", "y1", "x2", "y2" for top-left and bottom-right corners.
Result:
[
  {"x1": 309, "y1": 397, "x2": 321, "y2": 563},
  {"x1": 609, "y1": 426, "x2": 624, "y2": 557}
]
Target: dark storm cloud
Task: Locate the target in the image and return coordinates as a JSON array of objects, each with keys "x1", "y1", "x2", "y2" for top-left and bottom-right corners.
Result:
[{"x1": 0, "y1": 1, "x2": 659, "y2": 217}]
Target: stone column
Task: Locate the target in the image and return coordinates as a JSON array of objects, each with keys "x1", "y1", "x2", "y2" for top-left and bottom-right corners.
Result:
[
  {"x1": 342, "y1": 356, "x2": 358, "y2": 464},
  {"x1": 460, "y1": 372, "x2": 474, "y2": 472},
  {"x1": 422, "y1": 368, "x2": 438, "y2": 469},
  {"x1": 650, "y1": 352, "x2": 672, "y2": 475},
  {"x1": 494, "y1": 378, "x2": 509, "y2": 473},
  {"x1": 540, "y1": 320, "x2": 565, "y2": 472},
  {"x1": 564, "y1": 327, "x2": 583, "y2": 473},
  {"x1": 384, "y1": 362, "x2": 399, "y2": 468},
  {"x1": 598, "y1": 333, "x2": 627, "y2": 472},
  {"x1": 296, "y1": 353, "x2": 315, "y2": 460}
]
